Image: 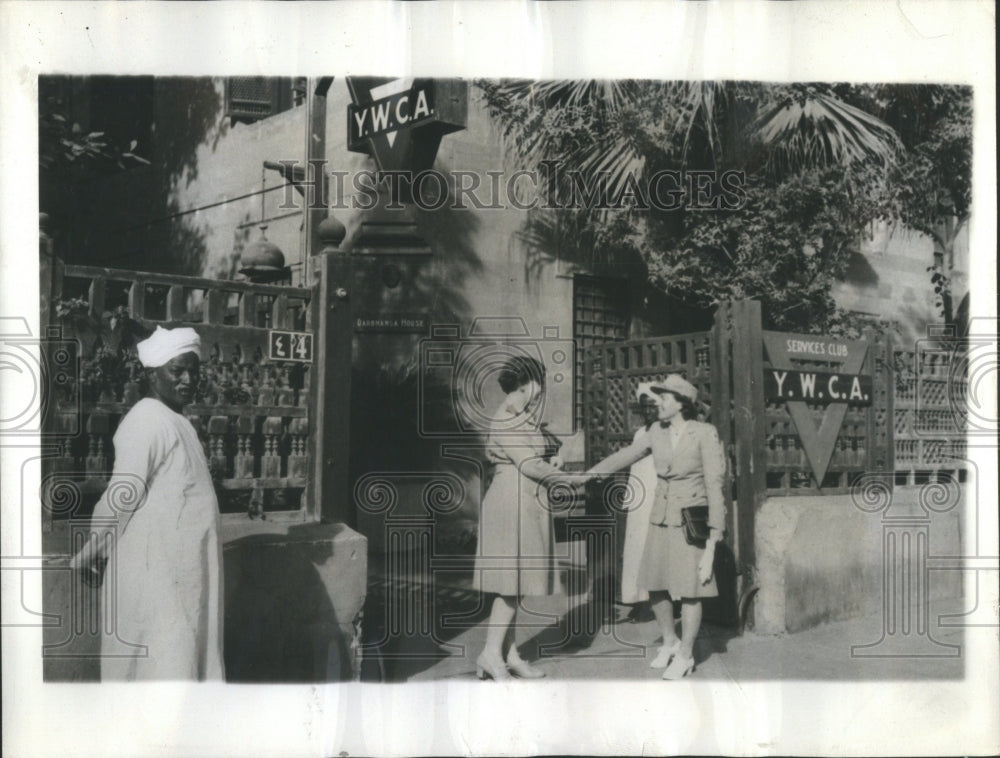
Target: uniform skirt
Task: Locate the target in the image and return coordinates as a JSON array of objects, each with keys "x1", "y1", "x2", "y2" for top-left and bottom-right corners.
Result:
[{"x1": 639, "y1": 523, "x2": 718, "y2": 600}]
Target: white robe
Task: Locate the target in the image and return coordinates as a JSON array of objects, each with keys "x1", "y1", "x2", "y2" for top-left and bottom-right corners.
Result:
[
  {"x1": 91, "y1": 397, "x2": 224, "y2": 681},
  {"x1": 620, "y1": 425, "x2": 657, "y2": 604}
]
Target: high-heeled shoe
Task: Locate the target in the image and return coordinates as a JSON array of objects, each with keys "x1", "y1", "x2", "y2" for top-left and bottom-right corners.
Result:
[
  {"x1": 662, "y1": 652, "x2": 695, "y2": 680},
  {"x1": 475, "y1": 651, "x2": 512, "y2": 681},
  {"x1": 506, "y1": 657, "x2": 546, "y2": 679},
  {"x1": 649, "y1": 638, "x2": 682, "y2": 669}
]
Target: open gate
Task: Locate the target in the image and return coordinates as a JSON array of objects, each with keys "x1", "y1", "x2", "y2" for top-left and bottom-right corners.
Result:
[{"x1": 582, "y1": 300, "x2": 896, "y2": 629}]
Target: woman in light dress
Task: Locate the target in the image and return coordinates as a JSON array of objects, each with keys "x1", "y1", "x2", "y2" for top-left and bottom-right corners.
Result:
[
  {"x1": 70, "y1": 326, "x2": 224, "y2": 681},
  {"x1": 473, "y1": 355, "x2": 566, "y2": 680},
  {"x1": 585, "y1": 375, "x2": 726, "y2": 679}
]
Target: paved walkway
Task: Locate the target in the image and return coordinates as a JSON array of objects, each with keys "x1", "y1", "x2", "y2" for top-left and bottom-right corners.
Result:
[{"x1": 363, "y1": 586, "x2": 966, "y2": 682}]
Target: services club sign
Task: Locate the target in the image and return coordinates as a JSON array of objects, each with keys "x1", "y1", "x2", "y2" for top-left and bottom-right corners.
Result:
[{"x1": 762, "y1": 331, "x2": 872, "y2": 484}]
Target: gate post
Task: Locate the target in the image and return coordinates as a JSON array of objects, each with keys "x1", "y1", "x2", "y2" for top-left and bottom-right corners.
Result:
[
  {"x1": 864, "y1": 325, "x2": 895, "y2": 479},
  {"x1": 716, "y1": 300, "x2": 767, "y2": 587},
  {"x1": 311, "y1": 220, "x2": 355, "y2": 526}
]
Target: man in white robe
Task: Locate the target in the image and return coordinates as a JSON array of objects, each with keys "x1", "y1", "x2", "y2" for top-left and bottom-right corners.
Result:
[{"x1": 71, "y1": 326, "x2": 224, "y2": 681}]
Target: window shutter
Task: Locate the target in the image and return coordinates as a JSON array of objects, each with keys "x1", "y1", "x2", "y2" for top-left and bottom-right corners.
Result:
[{"x1": 225, "y1": 77, "x2": 280, "y2": 124}]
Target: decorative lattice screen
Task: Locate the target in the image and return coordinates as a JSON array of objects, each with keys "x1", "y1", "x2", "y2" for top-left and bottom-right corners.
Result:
[
  {"x1": 893, "y1": 343, "x2": 968, "y2": 484},
  {"x1": 583, "y1": 333, "x2": 713, "y2": 466},
  {"x1": 43, "y1": 263, "x2": 315, "y2": 525},
  {"x1": 573, "y1": 275, "x2": 629, "y2": 431}
]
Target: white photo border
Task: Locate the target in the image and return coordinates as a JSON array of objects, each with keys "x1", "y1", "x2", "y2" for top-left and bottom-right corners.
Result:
[{"x1": 2, "y1": 2, "x2": 996, "y2": 756}]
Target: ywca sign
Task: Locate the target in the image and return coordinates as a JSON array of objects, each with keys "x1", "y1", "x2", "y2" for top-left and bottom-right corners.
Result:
[
  {"x1": 346, "y1": 77, "x2": 467, "y2": 173},
  {"x1": 764, "y1": 369, "x2": 873, "y2": 406},
  {"x1": 762, "y1": 331, "x2": 873, "y2": 484},
  {"x1": 348, "y1": 87, "x2": 434, "y2": 145}
]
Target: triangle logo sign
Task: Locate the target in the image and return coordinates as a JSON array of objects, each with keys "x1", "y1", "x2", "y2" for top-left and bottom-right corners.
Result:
[
  {"x1": 346, "y1": 77, "x2": 467, "y2": 174},
  {"x1": 761, "y1": 333, "x2": 870, "y2": 485}
]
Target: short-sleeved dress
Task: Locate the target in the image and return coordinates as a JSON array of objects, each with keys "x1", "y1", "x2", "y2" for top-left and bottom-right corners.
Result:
[
  {"x1": 638, "y1": 420, "x2": 727, "y2": 600},
  {"x1": 90, "y1": 397, "x2": 224, "y2": 681},
  {"x1": 474, "y1": 410, "x2": 556, "y2": 598}
]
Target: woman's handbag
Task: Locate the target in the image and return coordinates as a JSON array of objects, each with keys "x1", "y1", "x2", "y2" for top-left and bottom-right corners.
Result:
[{"x1": 680, "y1": 506, "x2": 711, "y2": 549}]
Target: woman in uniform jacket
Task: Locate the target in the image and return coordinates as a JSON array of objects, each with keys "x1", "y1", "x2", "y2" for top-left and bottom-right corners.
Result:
[{"x1": 584, "y1": 374, "x2": 726, "y2": 679}]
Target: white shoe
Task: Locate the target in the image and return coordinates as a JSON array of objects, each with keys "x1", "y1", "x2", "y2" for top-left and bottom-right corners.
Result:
[
  {"x1": 649, "y1": 639, "x2": 682, "y2": 669},
  {"x1": 662, "y1": 652, "x2": 695, "y2": 680}
]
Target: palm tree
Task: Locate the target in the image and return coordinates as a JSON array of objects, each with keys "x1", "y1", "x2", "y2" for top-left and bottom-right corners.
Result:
[
  {"x1": 476, "y1": 79, "x2": 969, "y2": 332},
  {"x1": 478, "y1": 80, "x2": 903, "y2": 198}
]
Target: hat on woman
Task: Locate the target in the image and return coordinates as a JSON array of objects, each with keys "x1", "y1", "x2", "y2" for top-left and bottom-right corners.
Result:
[
  {"x1": 650, "y1": 374, "x2": 699, "y2": 403},
  {"x1": 137, "y1": 326, "x2": 202, "y2": 368}
]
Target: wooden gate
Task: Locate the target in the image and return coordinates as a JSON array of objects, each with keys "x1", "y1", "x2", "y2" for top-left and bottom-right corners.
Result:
[
  {"x1": 582, "y1": 299, "x2": 897, "y2": 626},
  {"x1": 581, "y1": 327, "x2": 740, "y2": 624},
  {"x1": 582, "y1": 332, "x2": 715, "y2": 464}
]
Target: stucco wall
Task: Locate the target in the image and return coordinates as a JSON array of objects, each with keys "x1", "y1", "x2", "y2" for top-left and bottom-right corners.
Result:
[
  {"x1": 833, "y1": 222, "x2": 969, "y2": 348},
  {"x1": 753, "y1": 486, "x2": 964, "y2": 635}
]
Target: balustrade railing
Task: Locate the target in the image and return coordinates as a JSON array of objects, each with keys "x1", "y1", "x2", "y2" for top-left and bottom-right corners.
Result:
[{"x1": 43, "y1": 261, "x2": 316, "y2": 527}]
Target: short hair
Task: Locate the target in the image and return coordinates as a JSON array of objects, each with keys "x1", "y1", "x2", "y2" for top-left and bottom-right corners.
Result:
[
  {"x1": 659, "y1": 389, "x2": 699, "y2": 421},
  {"x1": 497, "y1": 354, "x2": 545, "y2": 394}
]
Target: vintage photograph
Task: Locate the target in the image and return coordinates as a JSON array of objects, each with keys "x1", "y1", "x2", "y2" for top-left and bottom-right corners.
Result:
[
  {"x1": 2, "y1": 3, "x2": 996, "y2": 757},
  {"x1": 34, "y1": 74, "x2": 974, "y2": 683}
]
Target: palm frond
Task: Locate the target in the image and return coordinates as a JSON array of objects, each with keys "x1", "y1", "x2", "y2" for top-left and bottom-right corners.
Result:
[
  {"x1": 491, "y1": 79, "x2": 637, "y2": 113},
  {"x1": 754, "y1": 91, "x2": 903, "y2": 175},
  {"x1": 479, "y1": 79, "x2": 648, "y2": 200}
]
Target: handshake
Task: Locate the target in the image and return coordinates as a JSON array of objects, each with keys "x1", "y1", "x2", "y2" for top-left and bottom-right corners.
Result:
[{"x1": 540, "y1": 462, "x2": 603, "y2": 497}]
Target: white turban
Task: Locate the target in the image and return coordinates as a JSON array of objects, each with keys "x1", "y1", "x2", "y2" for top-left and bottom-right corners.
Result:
[{"x1": 137, "y1": 326, "x2": 201, "y2": 368}]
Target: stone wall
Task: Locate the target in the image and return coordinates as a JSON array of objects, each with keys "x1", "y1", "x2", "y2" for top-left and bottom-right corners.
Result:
[
  {"x1": 753, "y1": 486, "x2": 963, "y2": 634},
  {"x1": 42, "y1": 518, "x2": 367, "y2": 682}
]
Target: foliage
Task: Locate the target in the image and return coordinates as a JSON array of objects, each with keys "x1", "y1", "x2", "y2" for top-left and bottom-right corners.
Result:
[
  {"x1": 38, "y1": 81, "x2": 150, "y2": 247},
  {"x1": 644, "y1": 168, "x2": 880, "y2": 331},
  {"x1": 477, "y1": 80, "x2": 972, "y2": 334},
  {"x1": 39, "y1": 91, "x2": 149, "y2": 178},
  {"x1": 857, "y1": 84, "x2": 972, "y2": 325},
  {"x1": 54, "y1": 300, "x2": 147, "y2": 403},
  {"x1": 841, "y1": 84, "x2": 971, "y2": 229},
  {"x1": 38, "y1": 112, "x2": 114, "y2": 173}
]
